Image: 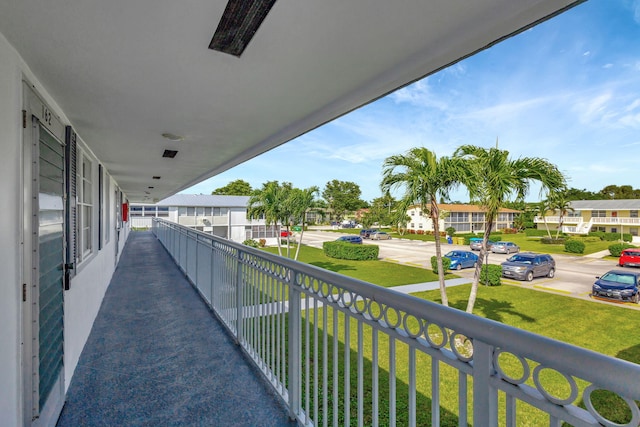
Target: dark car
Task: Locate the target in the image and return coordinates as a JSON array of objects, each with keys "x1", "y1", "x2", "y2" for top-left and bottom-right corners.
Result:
[
  {"x1": 592, "y1": 269, "x2": 640, "y2": 303},
  {"x1": 491, "y1": 241, "x2": 520, "y2": 254},
  {"x1": 470, "y1": 238, "x2": 495, "y2": 251},
  {"x1": 444, "y1": 250, "x2": 479, "y2": 270},
  {"x1": 501, "y1": 253, "x2": 555, "y2": 281},
  {"x1": 359, "y1": 229, "x2": 377, "y2": 239},
  {"x1": 619, "y1": 248, "x2": 640, "y2": 268},
  {"x1": 336, "y1": 235, "x2": 363, "y2": 244}
]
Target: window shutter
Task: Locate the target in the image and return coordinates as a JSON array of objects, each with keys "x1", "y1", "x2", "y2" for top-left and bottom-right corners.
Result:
[
  {"x1": 64, "y1": 126, "x2": 77, "y2": 289},
  {"x1": 98, "y1": 164, "x2": 103, "y2": 250}
]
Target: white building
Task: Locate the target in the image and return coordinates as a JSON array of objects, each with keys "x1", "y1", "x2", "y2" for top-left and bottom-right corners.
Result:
[
  {"x1": 130, "y1": 194, "x2": 280, "y2": 243},
  {"x1": 407, "y1": 204, "x2": 520, "y2": 234},
  {"x1": 0, "y1": 1, "x2": 594, "y2": 425}
]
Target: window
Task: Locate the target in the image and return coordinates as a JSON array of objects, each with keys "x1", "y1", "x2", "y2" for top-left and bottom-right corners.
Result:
[
  {"x1": 77, "y1": 153, "x2": 93, "y2": 260},
  {"x1": 213, "y1": 207, "x2": 228, "y2": 216},
  {"x1": 157, "y1": 206, "x2": 169, "y2": 217},
  {"x1": 130, "y1": 206, "x2": 143, "y2": 216},
  {"x1": 631, "y1": 210, "x2": 638, "y2": 218},
  {"x1": 592, "y1": 210, "x2": 606, "y2": 218},
  {"x1": 204, "y1": 207, "x2": 212, "y2": 216},
  {"x1": 187, "y1": 207, "x2": 195, "y2": 216},
  {"x1": 471, "y1": 212, "x2": 485, "y2": 222},
  {"x1": 178, "y1": 207, "x2": 187, "y2": 216}
]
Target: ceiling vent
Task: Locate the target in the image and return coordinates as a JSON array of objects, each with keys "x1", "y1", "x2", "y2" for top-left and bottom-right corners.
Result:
[
  {"x1": 162, "y1": 150, "x2": 178, "y2": 158},
  {"x1": 209, "y1": 0, "x2": 277, "y2": 57}
]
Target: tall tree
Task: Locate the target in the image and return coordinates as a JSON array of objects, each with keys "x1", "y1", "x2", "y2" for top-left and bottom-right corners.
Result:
[
  {"x1": 322, "y1": 180, "x2": 366, "y2": 220},
  {"x1": 599, "y1": 184, "x2": 640, "y2": 200},
  {"x1": 288, "y1": 186, "x2": 319, "y2": 260},
  {"x1": 247, "y1": 181, "x2": 292, "y2": 256},
  {"x1": 381, "y1": 147, "x2": 464, "y2": 307},
  {"x1": 212, "y1": 179, "x2": 253, "y2": 195},
  {"x1": 535, "y1": 199, "x2": 553, "y2": 238},
  {"x1": 454, "y1": 144, "x2": 566, "y2": 314},
  {"x1": 548, "y1": 191, "x2": 574, "y2": 239}
]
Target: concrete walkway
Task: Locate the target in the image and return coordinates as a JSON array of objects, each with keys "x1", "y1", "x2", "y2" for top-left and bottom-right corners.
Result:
[{"x1": 56, "y1": 232, "x2": 294, "y2": 426}]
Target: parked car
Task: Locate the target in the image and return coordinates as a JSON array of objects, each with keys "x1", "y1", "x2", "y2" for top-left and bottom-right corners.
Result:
[
  {"x1": 491, "y1": 241, "x2": 520, "y2": 254},
  {"x1": 619, "y1": 248, "x2": 640, "y2": 268},
  {"x1": 370, "y1": 231, "x2": 391, "y2": 240},
  {"x1": 280, "y1": 230, "x2": 293, "y2": 238},
  {"x1": 501, "y1": 253, "x2": 555, "y2": 281},
  {"x1": 592, "y1": 269, "x2": 640, "y2": 303},
  {"x1": 470, "y1": 238, "x2": 496, "y2": 251},
  {"x1": 336, "y1": 235, "x2": 363, "y2": 244},
  {"x1": 359, "y1": 229, "x2": 377, "y2": 239},
  {"x1": 444, "y1": 250, "x2": 478, "y2": 270}
]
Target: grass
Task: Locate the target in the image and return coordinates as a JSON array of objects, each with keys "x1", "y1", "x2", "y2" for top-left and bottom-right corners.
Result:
[{"x1": 262, "y1": 244, "x2": 456, "y2": 287}]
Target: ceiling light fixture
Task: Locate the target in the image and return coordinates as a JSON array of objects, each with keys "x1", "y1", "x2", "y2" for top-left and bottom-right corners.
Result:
[
  {"x1": 162, "y1": 132, "x2": 184, "y2": 141},
  {"x1": 209, "y1": 0, "x2": 277, "y2": 57}
]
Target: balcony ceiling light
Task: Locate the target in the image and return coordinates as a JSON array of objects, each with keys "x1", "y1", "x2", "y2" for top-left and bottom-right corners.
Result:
[
  {"x1": 161, "y1": 133, "x2": 184, "y2": 142},
  {"x1": 209, "y1": 0, "x2": 277, "y2": 57}
]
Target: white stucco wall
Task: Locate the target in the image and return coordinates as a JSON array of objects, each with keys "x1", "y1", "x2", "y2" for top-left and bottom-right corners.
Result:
[
  {"x1": 0, "y1": 31, "x2": 25, "y2": 427},
  {"x1": 0, "y1": 31, "x2": 129, "y2": 425}
]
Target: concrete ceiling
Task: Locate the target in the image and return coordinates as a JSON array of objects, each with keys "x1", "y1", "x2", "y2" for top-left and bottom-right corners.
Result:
[{"x1": 0, "y1": 0, "x2": 581, "y2": 202}]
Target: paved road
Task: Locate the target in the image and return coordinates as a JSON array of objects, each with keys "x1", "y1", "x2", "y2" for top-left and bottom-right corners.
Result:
[{"x1": 298, "y1": 229, "x2": 639, "y2": 310}]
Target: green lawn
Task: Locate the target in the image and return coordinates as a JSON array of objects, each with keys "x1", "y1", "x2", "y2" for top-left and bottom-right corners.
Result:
[{"x1": 263, "y1": 244, "x2": 456, "y2": 287}]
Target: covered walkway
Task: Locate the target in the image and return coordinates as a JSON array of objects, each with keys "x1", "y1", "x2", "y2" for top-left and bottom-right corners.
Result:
[{"x1": 56, "y1": 232, "x2": 294, "y2": 426}]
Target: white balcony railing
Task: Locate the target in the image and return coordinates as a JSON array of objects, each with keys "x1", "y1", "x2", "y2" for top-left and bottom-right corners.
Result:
[
  {"x1": 534, "y1": 216, "x2": 640, "y2": 226},
  {"x1": 152, "y1": 218, "x2": 640, "y2": 427}
]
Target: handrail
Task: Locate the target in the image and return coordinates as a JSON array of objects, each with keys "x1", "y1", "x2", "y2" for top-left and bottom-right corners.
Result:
[{"x1": 152, "y1": 218, "x2": 640, "y2": 426}]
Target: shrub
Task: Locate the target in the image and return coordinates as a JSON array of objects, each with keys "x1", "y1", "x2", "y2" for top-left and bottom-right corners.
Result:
[
  {"x1": 609, "y1": 243, "x2": 636, "y2": 257},
  {"x1": 603, "y1": 232, "x2": 620, "y2": 242},
  {"x1": 588, "y1": 231, "x2": 605, "y2": 240},
  {"x1": 480, "y1": 264, "x2": 502, "y2": 286},
  {"x1": 243, "y1": 239, "x2": 259, "y2": 248},
  {"x1": 565, "y1": 239, "x2": 585, "y2": 254},
  {"x1": 430, "y1": 256, "x2": 451, "y2": 274},
  {"x1": 445, "y1": 227, "x2": 456, "y2": 237},
  {"x1": 503, "y1": 228, "x2": 518, "y2": 234},
  {"x1": 259, "y1": 239, "x2": 266, "y2": 247},
  {"x1": 323, "y1": 241, "x2": 379, "y2": 260},
  {"x1": 622, "y1": 233, "x2": 633, "y2": 243}
]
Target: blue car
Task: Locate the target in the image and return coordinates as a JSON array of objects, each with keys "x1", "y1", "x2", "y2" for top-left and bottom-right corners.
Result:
[
  {"x1": 592, "y1": 269, "x2": 640, "y2": 303},
  {"x1": 444, "y1": 250, "x2": 479, "y2": 270},
  {"x1": 336, "y1": 235, "x2": 363, "y2": 244}
]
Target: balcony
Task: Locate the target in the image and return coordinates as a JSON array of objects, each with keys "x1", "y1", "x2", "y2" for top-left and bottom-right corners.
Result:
[{"x1": 58, "y1": 220, "x2": 640, "y2": 426}]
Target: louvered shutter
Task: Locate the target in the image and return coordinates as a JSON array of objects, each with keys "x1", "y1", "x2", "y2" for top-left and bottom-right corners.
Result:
[{"x1": 64, "y1": 126, "x2": 77, "y2": 289}]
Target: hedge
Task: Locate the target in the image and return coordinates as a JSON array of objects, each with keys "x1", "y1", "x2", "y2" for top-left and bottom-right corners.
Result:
[
  {"x1": 609, "y1": 243, "x2": 637, "y2": 257},
  {"x1": 430, "y1": 256, "x2": 451, "y2": 273},
  {"x1": 481, "y1": 264, "x2": 502, "y2": 286},
  {"x1": 565, "y1": 239, "x2": 585, "y2": 254},
  {"x1": 525, "y1": 229, "x2": 552, "y2": 237},
  {"x1": 323, "y1": 241, "x2": 379, "y2": 260}
]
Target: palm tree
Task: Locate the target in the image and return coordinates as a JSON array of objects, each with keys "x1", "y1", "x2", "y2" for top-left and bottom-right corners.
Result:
[
  {"x1": 453, "y1": 144, "x2": 566, "y2": 314},
  {"x1": 290, "y1": 186, "x2": 319, "y2": 260},
  {"x1": 535, "y1": 199, "x2": 553, "y2": 239},
  {"x1": 547, "y1": 192, "x2": 574, "y2": 239},
  {"x1": 247, "y1": 181, "x2": 291, "y2": 256},
  {"x1": 381, "y1": 147, "x2": 465, "y2": 307}
]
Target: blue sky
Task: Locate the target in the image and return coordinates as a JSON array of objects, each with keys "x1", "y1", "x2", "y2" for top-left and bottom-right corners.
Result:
[{"x1": 184, "y1": 0, "x2": 640, "y2": 203}]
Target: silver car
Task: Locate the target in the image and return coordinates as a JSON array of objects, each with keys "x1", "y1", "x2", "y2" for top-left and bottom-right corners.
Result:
[
  {"x1": 370, "y1": 231, "x2": 392, "y2": 240},
  {"x1": 491, "y1": 241, "x2": 520, "y2": 254}
]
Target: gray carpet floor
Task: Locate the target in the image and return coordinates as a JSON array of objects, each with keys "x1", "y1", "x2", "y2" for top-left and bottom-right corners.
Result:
[{"x1": 56, "y1": 231, "x2": 295, "y2": 426}]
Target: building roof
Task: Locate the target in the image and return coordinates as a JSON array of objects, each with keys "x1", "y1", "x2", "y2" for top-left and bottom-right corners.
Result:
[
  {"x1": 156, "y1": 194, "x2": 250, "y2": 208},
  {"x1": 569, "y1": 199, "x2": 640, "y2": 210},
  {"x1": 410, "y1": 203, "x2": 521, "y2": 213}
]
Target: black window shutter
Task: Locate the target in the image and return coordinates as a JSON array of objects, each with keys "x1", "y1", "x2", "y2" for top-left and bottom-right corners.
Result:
[
  {"x1": 64, "y1": 126, "x2": 77, "y2": 290},
  {"x1": 98, "y1": 164, "x2": 103, "y2": 250}
]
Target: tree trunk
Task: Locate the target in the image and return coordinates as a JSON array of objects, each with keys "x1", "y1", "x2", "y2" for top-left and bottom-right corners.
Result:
[
  {"x1": 431, "y1": 200, "x2": 448, "y2": 307},
  {"x1": 466, "y1": 218, "x2": 493, "y2": 313},
  {"x1": 294, "y1": 225, "x2": 304, "y2": 260}
]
